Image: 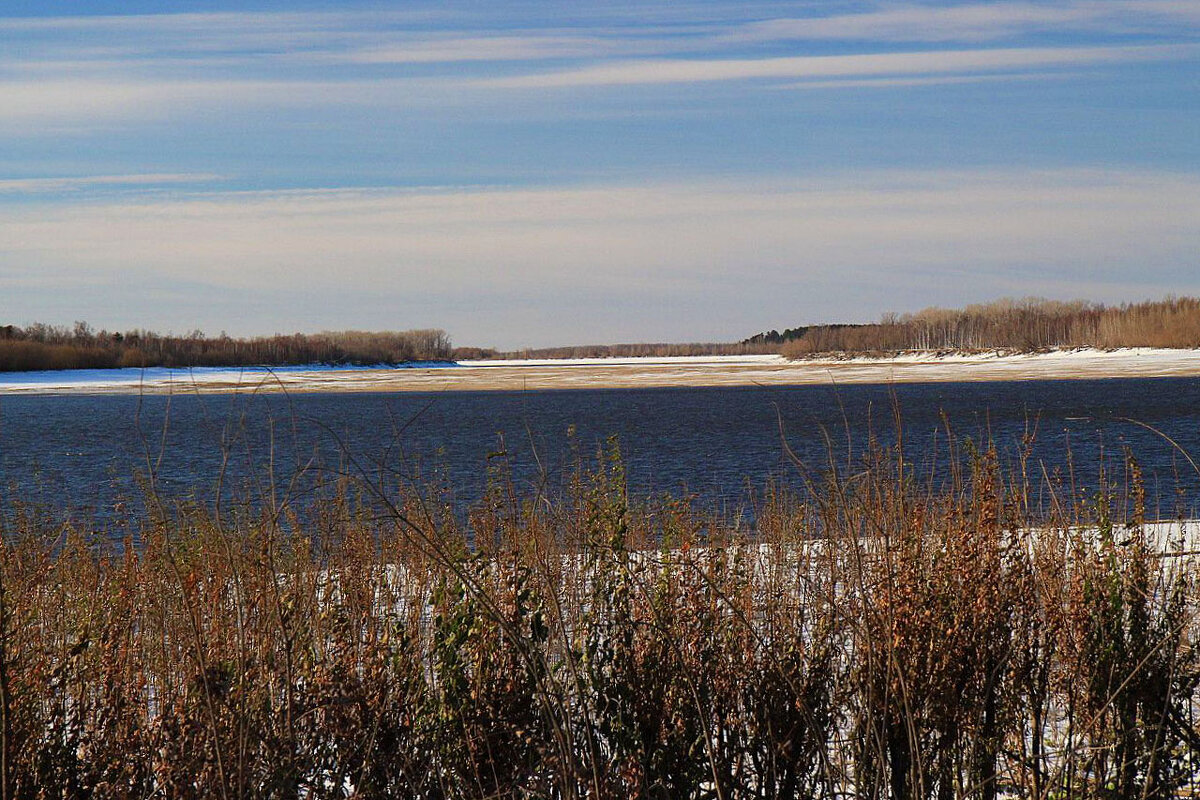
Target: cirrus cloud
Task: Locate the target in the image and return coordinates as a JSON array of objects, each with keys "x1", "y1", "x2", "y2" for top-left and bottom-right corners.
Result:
[{"x1": 1, "y1": 169, "x2": 1197, "y2": 345}]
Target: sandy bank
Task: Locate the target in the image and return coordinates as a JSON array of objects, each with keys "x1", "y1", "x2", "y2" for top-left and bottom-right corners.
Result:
[{"x1": 1, "y1": 348, "x2": 1199, "y2": 395}]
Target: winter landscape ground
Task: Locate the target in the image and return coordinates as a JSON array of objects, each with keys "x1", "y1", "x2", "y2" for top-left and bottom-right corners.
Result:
[
  {"x1": 3, "y1": 348, "x2": 1200, "y2": 395},
  {"x1": 4, "y1": 0, "x2": 1200, "y2": 795}
]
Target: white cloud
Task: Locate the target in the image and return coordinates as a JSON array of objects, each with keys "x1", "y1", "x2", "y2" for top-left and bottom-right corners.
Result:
[
  {"x1": 480, "y1": 43, "x2": 1198, "y2": 88},
  {"x1": 1, "y1": 169, "x2": 1196, "y2": 343},
  {"x1": 0, "y1": 79, "x2": 264, "y2": 127},
  {"x1": 342, "y1": 35, "x2": 620, "y2": 64},
  {"x1": 0, "y1": 4, "x2": 1193, "y2": 130},
  {"x1": 734, "y1": 1, "x2": 1200, "y2": 43},
  {"x1": 0, "y1": 80, "x2": 171, "y2": 123},
  {"x1": 740, "y1": 4, "x2": 1089, "y2": 43},
  {"x1": 773, "y1": 72, "x2": 1077, "y2": 89},
  {"x1": 0, "y1": 173, "x2": 222, "y2": 193},
  {"x1": 0, "y1": 76, "x2": 454, "y2": 128},
  {"x1": 3, "y1": 2, "x2": 1198, "y2": 77}
]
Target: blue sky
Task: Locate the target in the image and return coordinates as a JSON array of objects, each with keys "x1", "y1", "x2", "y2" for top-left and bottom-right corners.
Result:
[{"x1": 1, "y1": 1, "x2": 1197, "y2": 348}]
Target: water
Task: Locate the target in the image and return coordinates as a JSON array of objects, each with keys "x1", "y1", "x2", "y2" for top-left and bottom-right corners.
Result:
[{"x1": 3, "y1": 378, "x2": 1200, "y2": 522}]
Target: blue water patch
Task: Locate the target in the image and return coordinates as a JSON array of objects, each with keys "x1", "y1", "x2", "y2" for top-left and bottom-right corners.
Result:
[{"x1": 3, "y1": 377, "x2": 1200, "y2": 527}]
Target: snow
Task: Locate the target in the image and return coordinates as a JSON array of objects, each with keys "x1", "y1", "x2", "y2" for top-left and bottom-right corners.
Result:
[
  {"x1": 0, "y1": 362, "x2": 456, "y2": 394},
  {"x1": 456, "y1": 354, "x2": 786, "y2": 368},
  {"x1": 0, "y1": 349, "x2": 1198, "y2": 395},
  {"x1": 792, "y1": 346, "x2": 1200, "y2": 381}
]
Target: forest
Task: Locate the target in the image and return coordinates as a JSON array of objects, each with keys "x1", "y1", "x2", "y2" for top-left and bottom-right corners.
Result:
[
  {"x1": 759, "y1": 296, "x2": 1200, "y2": 357},
  {"x1": 0, "y1": 323, "x2": 453, "y2": 372},
  {"x1": 7, "y1": 296, "x2": 1200, "y2": 373}
]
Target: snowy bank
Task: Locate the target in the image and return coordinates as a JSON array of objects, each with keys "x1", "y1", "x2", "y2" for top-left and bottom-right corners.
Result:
[{"x1": 0, "y1": 348, "x2": 1198, "y2": 395}]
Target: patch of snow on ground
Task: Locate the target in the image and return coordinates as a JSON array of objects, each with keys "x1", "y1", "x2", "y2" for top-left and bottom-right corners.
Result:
[
  {"x1": 455, "y1": 354, "x2": 787, "y2": 368},
  {"x1": 0, "y1": 362, "x2": 457, "y2": 393},
  {"x1": 2, "y1": 349, "x2": 1199, "y2": 395}
]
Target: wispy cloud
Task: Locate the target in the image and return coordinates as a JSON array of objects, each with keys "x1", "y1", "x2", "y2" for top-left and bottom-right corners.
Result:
[
  {"x1": 774, "y1": 72, "x2": 1080, "y2": 90},
  {"x1": 341, "y1": 35, "x2": 623, "y2": 64},
  {"x1": 4, "y1": 2, "x2": 1198, "y2": 75},
  {"x1": 0, "y1": 4, "x2": 1194, "y2": 343},
  {"x1": 0, "y1": 77, "x2": 452, "y2": 128},
  {"x1": 0, "y1": 173, "x2": 223, "y2": 193},
  {"x1": 2, "y1": 169, "x2": 1197, "y2": 344},
  {"x1": 734, "y1": 1, "x2": 1200, "y2": 44},
  {"x1": 0, "y1": 3, "x2": 1193, "y2": 130},
  {"x1": 0, "y1": 79, "x2": 255, "y2": 126},
  {"x1": 479, "y1": 43, "x2": 1197, "y2": 88}
]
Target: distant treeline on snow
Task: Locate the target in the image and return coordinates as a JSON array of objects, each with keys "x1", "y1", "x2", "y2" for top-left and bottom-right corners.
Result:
[
  {"x1": 748, "y1": 297, "x2": 1200, "y2": 357},
  {"x1": 9, "y1": 296, "x2": 1200, "y2": 373},
  {"x1": 472, "y1": 341, "x2": 778, "y2": 360},
  {"x1": 0, "y1": 323, "x2": 452, "y2": 372}
]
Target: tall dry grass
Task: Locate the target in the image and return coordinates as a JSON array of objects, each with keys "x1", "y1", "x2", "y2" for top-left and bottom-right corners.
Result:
[{"x1": 0, "y1": 435, "x2": 1198, "y2": 797}]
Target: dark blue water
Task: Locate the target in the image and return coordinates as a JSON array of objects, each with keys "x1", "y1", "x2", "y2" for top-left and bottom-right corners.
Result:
[{"x1": 3, "y1": 378, "x2": 1200, "y2": 522}]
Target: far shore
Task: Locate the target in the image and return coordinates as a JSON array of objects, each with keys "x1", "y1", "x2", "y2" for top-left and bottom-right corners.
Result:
[{"x1": 1, "y1": 347, "x2": 1199, "y2": 395}]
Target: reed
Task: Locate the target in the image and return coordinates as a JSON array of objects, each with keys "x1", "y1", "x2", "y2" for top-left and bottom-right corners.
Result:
[{"x1": 0, "y1": 434, "x2": 1198, "y2": 798}]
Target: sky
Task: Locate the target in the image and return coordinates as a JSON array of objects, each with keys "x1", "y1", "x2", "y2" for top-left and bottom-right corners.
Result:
[{"x1": 0, "y1": 1, "x2": 1197, "y2": 349}]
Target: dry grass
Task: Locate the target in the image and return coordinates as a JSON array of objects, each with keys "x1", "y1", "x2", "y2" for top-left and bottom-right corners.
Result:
[{"x1": 0, "y1": 434, "x2": 1198, "y2": 798}]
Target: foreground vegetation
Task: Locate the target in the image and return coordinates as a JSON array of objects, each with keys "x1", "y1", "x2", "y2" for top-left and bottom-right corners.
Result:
[
  {"x1": 0, "y1": 323, "x2": 452, "y2": 372},
  {"x1": 1, "y1": 433, "x2": 1198, "y2": 798},
  {"x1": 750, "y1": 296, "x2": 1200, "y2": 356}
]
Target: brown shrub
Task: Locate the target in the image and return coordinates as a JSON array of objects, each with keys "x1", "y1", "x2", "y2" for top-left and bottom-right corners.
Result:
[{"x1": 0, "y1": 439, "x2": 1197, "y2": 797}]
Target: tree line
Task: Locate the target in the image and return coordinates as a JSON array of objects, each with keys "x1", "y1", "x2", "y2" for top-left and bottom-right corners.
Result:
[
  {"x1": 8, "y1": 295, "x2": 1200, "y2": 372},
  {"x1": 0, "y1": 322, "x2": 453, "y2": 372},
  {"x1": 488, "y1": 341, "x2": 778, "y2": 360},
  {"x1": 755, "y1": 296, "x2": 1200, "y2": 357}
]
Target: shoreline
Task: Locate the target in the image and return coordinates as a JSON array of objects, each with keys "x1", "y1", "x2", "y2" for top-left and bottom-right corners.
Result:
[{"x1": 1, "y1": 348, "x2": 1199, "y2": 395}]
